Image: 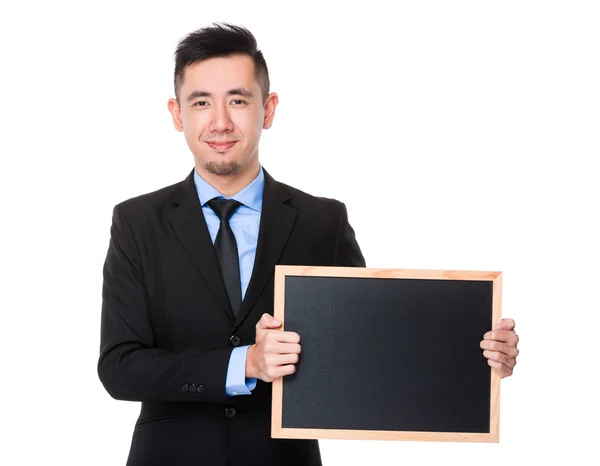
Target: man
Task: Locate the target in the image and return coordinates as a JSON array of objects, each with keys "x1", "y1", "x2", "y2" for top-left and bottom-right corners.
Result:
[{"x1": 98, "y1": 23, "x2": 519, "y2": 466}]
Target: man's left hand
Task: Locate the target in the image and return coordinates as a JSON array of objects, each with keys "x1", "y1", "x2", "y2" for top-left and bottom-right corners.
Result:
[{"x1": 480, "y1": 318, "x2": 519, "y2": 379}]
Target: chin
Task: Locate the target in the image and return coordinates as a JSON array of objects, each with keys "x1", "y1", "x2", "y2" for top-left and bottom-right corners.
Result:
[{"x1": 204, "y1": 160, "x2": 242, "y2": 176}]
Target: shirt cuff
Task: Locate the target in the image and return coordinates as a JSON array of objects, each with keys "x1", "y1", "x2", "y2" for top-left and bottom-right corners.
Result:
[{"x1": 226, "y1": 345, "x2": 257, "y2": 396}]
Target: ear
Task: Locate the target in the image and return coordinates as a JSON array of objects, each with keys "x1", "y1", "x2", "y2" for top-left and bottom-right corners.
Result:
[
  {"x1": 262, "y1": 92, "x2": 279, "y2": 129},
  {"x1": 168, "y1": 98, "x2": 184, "y2": 132}
]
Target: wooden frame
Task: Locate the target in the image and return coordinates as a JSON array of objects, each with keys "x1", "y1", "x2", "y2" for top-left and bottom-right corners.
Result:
[{"x1": 271, "y1": 266, "x2": 503, "y2": 443}]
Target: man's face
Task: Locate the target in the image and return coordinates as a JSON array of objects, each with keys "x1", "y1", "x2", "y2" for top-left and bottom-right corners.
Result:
[{"x1": 168, "y1": 54, "x2": 277, "y2": 177}]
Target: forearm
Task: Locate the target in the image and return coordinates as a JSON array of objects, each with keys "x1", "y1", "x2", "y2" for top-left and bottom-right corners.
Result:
[{"x1": 98, "y1": 339, "x2": 233, "y2": 403}]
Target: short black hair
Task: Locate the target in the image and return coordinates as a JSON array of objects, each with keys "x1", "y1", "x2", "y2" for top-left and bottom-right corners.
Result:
[{"x1": 174, "y1": 22, "x2": 270, "y2": 103}]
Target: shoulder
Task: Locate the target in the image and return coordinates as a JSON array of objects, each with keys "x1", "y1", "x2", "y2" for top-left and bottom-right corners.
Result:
[
  {"x1": 110, "y1": 173, "x2": 190, "y2": 225},
  {"x1": 271, "y1": 178, "x2": 349, "y2": 235},
  {"x1": 276, "y1": 179, "x2": 345, "y2": 213}
]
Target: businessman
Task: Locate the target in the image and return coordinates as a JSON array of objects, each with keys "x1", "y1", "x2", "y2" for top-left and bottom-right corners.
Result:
[{"x1": 98, "y1": 23, "x2": 519, "y2": 466}]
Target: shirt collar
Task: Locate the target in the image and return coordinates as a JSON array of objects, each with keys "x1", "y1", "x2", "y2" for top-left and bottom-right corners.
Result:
[{"x1": 193, "y1": 166, "x2": 264, "y2": 213}]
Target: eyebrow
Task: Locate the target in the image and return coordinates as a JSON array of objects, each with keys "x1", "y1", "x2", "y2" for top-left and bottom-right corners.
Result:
[{"x1": 186, "y1": 88, "x2": 254, "y2": 102}]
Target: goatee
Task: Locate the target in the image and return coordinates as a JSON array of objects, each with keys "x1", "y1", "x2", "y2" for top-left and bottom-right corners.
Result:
[{"x1": 204, "y1": 161, "x2": 241, "y2": 176}]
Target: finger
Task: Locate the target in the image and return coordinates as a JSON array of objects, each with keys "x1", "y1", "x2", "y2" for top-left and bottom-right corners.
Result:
[
  {"x1": 482, "y1": 349, "x2": 517, "y2": 368},
  {"x1": 495, "y1": 318, "x2": 515, "y2": 331},
  {"x1": 278, "y1": 364, "x2": 297, "y2": 377},
  {"x1": 256, "y1": 313, "x2": 282, "y2": 330},
  {"x1": 263, "y1": 364, "x2": 296, "y2": 382},
  {"x1": 483, "y1": 329, "x2": 519, "y2": 344},
  {"x1": 263, "y1": 340, "x2": 302, "y2": 356},
  {"x1": 267, "y1": 353, "x2": 300, "y2": 367},
  {"x1": 480, "y1": 340, "x2": 520, "y2": 358},
  {"x1": 487, "y1": 359, "x2": 512, "y2": 379},
  {"x1": 276, "y1": 342, "x2": 302, "y2": 355},
  {"x1": 266, "y1": 331, "x2": 300, "y2": 344}
]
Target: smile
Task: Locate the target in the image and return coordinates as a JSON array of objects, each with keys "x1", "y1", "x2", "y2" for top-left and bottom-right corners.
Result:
[{"x1": 207, "y1": 141, "x2": 237, "y2": 151}]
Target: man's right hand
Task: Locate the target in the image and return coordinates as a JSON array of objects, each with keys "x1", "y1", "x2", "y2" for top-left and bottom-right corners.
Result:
[{"x1": 246, "y1": 313, "x2": 301, "y2": 382}]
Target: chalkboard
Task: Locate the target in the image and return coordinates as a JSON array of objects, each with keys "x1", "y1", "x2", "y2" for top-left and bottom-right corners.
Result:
[{"x1": 271, "y1": 266, "x2": 502, "y2": 443}]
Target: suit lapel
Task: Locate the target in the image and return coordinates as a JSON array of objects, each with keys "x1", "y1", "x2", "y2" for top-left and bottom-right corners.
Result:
[
  {"x1": 235, "y1": 169, "x2": 297, "y2": 326},
  {"x1": 168, "y1": 169, "x2": 235, "y2": 321}
]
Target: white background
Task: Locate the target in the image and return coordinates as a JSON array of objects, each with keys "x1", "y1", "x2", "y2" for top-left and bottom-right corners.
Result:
[{"x1": 1, "y1": 1, "x2": 599, "y2": 465}]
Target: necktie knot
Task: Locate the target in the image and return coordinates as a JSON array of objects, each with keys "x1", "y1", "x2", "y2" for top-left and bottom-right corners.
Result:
[{"x1": 207, "y1": 198, "x2": 242, "y2": 220}]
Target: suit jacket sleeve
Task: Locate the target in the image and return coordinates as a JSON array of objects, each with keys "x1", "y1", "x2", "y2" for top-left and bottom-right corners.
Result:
[
  {"x1": 333, "y1": 202, "x2": 366, "y2": 267},
  {"x1": 97, "y1": 205, "x2": 232, "y2": 403}
]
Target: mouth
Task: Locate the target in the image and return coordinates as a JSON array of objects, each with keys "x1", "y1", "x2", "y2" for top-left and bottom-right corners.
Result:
[{"x1": 206, "y1": 141, "x2": 237, "y2": 151}]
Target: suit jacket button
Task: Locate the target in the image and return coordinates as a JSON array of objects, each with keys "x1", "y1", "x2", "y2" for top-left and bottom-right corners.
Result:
[
  {"x1": 225, "y1": 408, "x2": 237, "y2": 419},
  {"x1": 198, "y1": 384, "x2": 205, "y2": 394},
  {"x1": 189, "y1": 384, "x2": 197, "y2": 392},
  {"x1": 181, "y1": 384, "x2": 189, "y2": 392},
  {"x1": 230, "y1": 335, "x2": 241, "y2": 347}
]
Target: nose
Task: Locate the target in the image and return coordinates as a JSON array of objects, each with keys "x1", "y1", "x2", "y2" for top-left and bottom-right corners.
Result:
[{"x1": 209, "y1": 101, "x2": 234, "y2": 133}]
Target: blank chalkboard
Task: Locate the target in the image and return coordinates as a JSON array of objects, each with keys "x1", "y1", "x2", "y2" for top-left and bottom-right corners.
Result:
[{"x1": 271, "y1": 266, "x2": 502, "y2": 443}]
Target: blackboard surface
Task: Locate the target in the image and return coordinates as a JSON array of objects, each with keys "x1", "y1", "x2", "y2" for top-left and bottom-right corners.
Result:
[{"x1": 272, "y1": 266, "x2": 502, "y2": 443}]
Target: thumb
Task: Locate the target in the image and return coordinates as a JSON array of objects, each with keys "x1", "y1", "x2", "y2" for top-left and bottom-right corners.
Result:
[
  {"x1": 495, "y1": 318, "x2": 515, "y2": 331},
  {"x1": 256, "y1": 313, "x2": 282, "y2": 330}
]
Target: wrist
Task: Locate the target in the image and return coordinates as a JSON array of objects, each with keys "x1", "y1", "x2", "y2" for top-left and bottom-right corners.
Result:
[{"x1": 245, "y1": 344, "x2": 256, "y2": 379}]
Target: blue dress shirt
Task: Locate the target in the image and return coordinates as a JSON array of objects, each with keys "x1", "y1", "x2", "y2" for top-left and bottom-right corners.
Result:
[{"x1": 194, "y1": 167, "x2": 264, "y2": 396}]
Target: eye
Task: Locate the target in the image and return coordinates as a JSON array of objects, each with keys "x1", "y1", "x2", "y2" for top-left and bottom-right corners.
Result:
[
  {"x1": 193, "y1": 101, "x2": 209, "y2": 107},
  {"x1": 231, "y1": 99, "x2": 247, "y2": 105}
]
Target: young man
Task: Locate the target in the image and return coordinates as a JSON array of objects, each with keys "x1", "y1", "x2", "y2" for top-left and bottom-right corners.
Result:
[{"x1": 98, "y1": 23, "x2": 519, "y2": 466}]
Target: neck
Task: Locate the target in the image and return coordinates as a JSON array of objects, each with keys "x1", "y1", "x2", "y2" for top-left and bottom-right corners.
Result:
[{"x1": 195, "y1": 161, "x2": 260, "y2": 197}]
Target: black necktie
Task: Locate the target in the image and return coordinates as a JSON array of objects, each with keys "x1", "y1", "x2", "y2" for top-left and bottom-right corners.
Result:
[{"x1": 207, "y1": 198, "x2": 243, "y2": 316}]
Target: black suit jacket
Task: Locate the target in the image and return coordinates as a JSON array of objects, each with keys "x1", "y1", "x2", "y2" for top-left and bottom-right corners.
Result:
[{"x1": 98, "y1": 167, "x2": 365, "y2": 466}]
